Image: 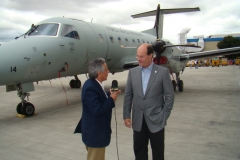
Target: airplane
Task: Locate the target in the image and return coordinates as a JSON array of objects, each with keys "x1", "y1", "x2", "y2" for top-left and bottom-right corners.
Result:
[{"x1": 0, "y1": 4, "x2": 240, "y2": 117}]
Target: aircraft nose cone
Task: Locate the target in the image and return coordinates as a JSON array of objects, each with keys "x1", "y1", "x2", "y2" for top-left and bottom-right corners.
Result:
[{"x1": 0, "y1": 40, "x2": 24, "y2": 85}]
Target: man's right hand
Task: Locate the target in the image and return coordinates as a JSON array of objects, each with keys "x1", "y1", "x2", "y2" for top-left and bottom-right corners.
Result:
[{"x1": 124, "y1": 118, "x2": 132, "y2": 128}]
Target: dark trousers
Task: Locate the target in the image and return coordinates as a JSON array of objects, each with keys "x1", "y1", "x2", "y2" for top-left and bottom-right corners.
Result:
[{"x1": 133, "y1": 116, "x2": 165, "y2": 160}]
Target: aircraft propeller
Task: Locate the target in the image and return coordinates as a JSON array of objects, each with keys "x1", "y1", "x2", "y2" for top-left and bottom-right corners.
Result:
[
  {"x1": 152, "y1": 39, "x2": 201, "y2": 64},
  {"x1": 121, "y1": 4, "x2": 201, "y2": 64},
  {"x1": 121, "y1": 40, "x2": 200, "y2": 65},
  {"x1": 152, "y1": 5, "x2": 200, "y2": 64}
]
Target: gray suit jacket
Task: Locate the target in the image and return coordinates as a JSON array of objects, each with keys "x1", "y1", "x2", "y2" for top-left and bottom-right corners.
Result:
[{"x1": 123, "y1": 63, "x2": 174, "y2": 133}]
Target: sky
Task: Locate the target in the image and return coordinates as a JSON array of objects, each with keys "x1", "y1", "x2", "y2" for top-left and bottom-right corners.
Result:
[{"x1": 0, "y1": 0, "x2": 240, "y2": 44}]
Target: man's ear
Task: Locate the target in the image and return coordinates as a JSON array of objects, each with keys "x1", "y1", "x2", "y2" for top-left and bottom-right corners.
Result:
[
  {"x1": 97, "y1": 71, "x2": 101, "y2": 77},
  {"x1": 151, "y1": 53, "x2": 154, "y2": 59}
]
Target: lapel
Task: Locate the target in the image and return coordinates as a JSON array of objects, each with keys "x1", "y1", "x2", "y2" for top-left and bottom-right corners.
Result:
[
  {"x1": 92, "y1": 79, "x2": 107, "y2": 99},
  {"x1": 136, "y1": 67, "x2": 144, "y2": 97},
  {"x1": 144, "y1": 64, "x2": 158, "y2": 97}
]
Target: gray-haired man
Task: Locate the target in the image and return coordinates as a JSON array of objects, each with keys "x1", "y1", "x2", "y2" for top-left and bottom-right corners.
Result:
[{"x1": 75, "y1": 58, "x2": 121, "y2": 160}]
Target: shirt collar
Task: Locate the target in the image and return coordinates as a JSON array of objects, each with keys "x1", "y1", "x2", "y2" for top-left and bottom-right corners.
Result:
[
  {"x1": 95, "y1": 78, "x2": 102, "y2": 86},
  {"x1": 141, "y1": 62, "x2": 153, "y2": 71}
]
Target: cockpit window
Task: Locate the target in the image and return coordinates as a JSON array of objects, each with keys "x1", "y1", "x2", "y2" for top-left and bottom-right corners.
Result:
[
  {"x1": 61, "y1": 24, "x2": 80, "y2": 40},
  {"x1": 28, "y1": 23, "x2": 59, "y2": 36}
]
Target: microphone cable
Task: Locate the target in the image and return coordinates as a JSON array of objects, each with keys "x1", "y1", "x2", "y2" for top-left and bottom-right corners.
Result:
[
  {"x1": 114, "y1": 104, "x2": 120, "y2": 160},
  {"x1": 111, "y1": 79, "x2": 120, "y2": 159}
]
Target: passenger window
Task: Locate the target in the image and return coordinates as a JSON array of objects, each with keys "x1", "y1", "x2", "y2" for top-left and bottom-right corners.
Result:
[
  {"x1": 110, "y1": 36, "x2": 114, "y2": 43},
  {"x1": 118, "y1": 37, "x2": 122, "y2": 44},
  {"x1": 28, "y1": 23, "x2": 59, "y2": 36},
  {"x1": 132, "y1": 39, "x2": 136, "y2": 43},
  {"x1": 98, "y1": 34, "x2": 104, "y2": 43},
  {"x1": 137, "y1": 39, "x2": 140, "y2": 43},
  {"x1": 61, "y1": 24, "x2": 80, "y2": 40},
  {"x1": 125, "y1": 38, "x2": 129, "y2": 44},
  {"x1": 142, "y1": 39, "x2": 145, "y2": 43}
]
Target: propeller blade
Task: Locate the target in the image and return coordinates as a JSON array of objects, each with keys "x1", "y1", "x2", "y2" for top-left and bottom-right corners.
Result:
[
  {"x1": 154, "y1": 4, "x2": 160, "y2": 39},
  {"x1": 164, "y1": 44, "x2": 201, "y2": 48},
  {"x1": 120, "y1": 45, "x2": 137, "y2": 48}
]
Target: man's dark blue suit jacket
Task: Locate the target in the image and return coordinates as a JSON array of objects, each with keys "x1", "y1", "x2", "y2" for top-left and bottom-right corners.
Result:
[{"x1": 74, "y1": 78, "x2": 115, "y2": 147}]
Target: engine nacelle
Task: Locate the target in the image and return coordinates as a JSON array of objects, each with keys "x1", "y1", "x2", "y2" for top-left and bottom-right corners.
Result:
[{"x1": 153, "y1": 56, "x2": 168, "y2": 64}]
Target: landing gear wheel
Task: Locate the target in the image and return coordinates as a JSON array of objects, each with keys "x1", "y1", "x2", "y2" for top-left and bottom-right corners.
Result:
[
  {"x1": 16, "y1": 103, "x2": 23, "y2": 114},
  {"x1": 21, "y1": 102, "x2": 35, "y2": 117},
  {"x1": 69, "y1": 80, "x2": 76, "y2": 88},
  {"x1": 172, "y1": 80, "x2": 176, "y2": 91},
  {"x1": 76, "y1": 80, "x2": 81, "y2": 88},
  {"x1": 178, "y1": 80, "x2": 184, "y2": 92}
]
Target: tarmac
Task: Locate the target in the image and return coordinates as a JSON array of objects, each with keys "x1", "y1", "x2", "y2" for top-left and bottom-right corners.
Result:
[{"x1": 0, "y1": 65, "x2": 240, "y2": 160}]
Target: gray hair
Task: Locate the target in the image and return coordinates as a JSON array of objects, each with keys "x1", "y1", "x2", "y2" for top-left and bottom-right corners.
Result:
[{"x1": 88, "y1": 58, "x2": 106, "y2": 79}]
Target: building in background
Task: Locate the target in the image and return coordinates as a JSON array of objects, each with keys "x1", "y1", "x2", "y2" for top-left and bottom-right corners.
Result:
[
  {"x1": 186, "y1": 33, "x2": 240, "y2": 52},
  {"x1": 179, "y1": 31, "x2": 240, "y2": 66}
]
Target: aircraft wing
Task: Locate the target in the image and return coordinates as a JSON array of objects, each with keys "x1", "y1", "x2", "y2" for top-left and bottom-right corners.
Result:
[
  {"x1": 180, "y1": 47, "x2": 240, "y2": 61},
  {"x1": 122, "y1": 47, "x2": 240, "y2": 69}
]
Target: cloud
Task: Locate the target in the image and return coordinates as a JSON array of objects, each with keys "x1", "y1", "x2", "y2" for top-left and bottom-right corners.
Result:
[{"x1": 0, "y1": 0, "x2": 239, "y2": 44}]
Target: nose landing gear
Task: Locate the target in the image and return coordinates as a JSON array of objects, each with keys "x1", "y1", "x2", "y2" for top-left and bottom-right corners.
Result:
[
  {"x1": 16, "y1": 83, "x2": 35, "y2": 118},
  {"x1": 16, "y1": 101, "x2": 35, "y2": 117}
]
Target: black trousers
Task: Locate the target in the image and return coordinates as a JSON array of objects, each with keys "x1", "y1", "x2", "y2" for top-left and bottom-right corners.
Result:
[{"x1": 133, "y1": 116, "x2": 165, "y2": 160}]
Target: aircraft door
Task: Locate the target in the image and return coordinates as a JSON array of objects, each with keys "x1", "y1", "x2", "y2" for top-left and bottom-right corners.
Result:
[
  {"x1": 96, "y1": 34, "x2": 109, "y2": 60},
  {"x1": 75, "y1": 21, "x2": 99, "y2": 64},
  {"x1": 58, "y1": 24, "x2": 88, "y2": 75}
]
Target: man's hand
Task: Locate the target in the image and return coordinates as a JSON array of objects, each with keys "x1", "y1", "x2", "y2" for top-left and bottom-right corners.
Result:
[
  {"x1": 124, "y1": 118, "x2": 132, "y2": 128},
  {"x1": 110, "y1": 89, "x2": 121, "y2": 101}
]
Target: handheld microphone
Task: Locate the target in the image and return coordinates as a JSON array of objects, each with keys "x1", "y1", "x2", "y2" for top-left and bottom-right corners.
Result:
[{"x1": 111, "y1": 80, "x2": 118, "y2": 91}]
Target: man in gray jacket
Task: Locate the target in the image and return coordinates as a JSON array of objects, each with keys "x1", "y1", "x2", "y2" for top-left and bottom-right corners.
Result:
[{"x1": 123, "y1": 43, "x2": 174, "y2": 160}]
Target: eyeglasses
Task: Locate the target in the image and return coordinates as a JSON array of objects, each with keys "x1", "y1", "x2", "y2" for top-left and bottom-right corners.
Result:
[{"x1": 136, "y1": 55, "x2": 146, "y2": 59}]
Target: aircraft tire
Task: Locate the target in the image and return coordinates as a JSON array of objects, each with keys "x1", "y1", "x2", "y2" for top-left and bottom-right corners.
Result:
[
  {"x1": 16, "y1": 103, "x2": 23, "y2": 114},
  {"x1": 172, "y1": 80, "x2": 176, "y2": 91},
  {"x1": 21, "y1": 102, "x2": 35, "y2": 117},
  {"x1": 70, "y1": 80, "x2": 76, "y2": 88},
  {"x1": 76, "y1": 80, "x2": 81, "y2": 88},
  {"x1": 178, "y1": 80, "x2": 184, "y2": 92}
]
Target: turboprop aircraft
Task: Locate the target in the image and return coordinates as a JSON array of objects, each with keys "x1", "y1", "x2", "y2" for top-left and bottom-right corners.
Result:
[{"x1": 0, "y1": 4, "x2": 240, "y2": 117}]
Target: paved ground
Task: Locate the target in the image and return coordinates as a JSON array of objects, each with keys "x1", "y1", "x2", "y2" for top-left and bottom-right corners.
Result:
[{"x1": 0, "y1": 65, "x2": 240, "y2": 160}]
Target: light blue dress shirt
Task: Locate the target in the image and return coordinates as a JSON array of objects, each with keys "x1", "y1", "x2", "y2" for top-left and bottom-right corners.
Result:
[{"x1": 141, "y1": 62, "x2": 153, "y2": 95}]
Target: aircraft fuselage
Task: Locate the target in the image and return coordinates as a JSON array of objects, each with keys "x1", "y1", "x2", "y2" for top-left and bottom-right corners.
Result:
[{"x1": 0, "y1": 17, "x2": 185, "y2": 86}]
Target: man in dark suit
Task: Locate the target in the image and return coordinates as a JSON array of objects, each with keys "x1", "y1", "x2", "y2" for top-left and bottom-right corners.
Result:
[
  {"x1": 75, "y1": 58, "x2": 121, "y2": 160},
  {"x1": 123, "y1": 44, "x2": 175, "y2": 160}
]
